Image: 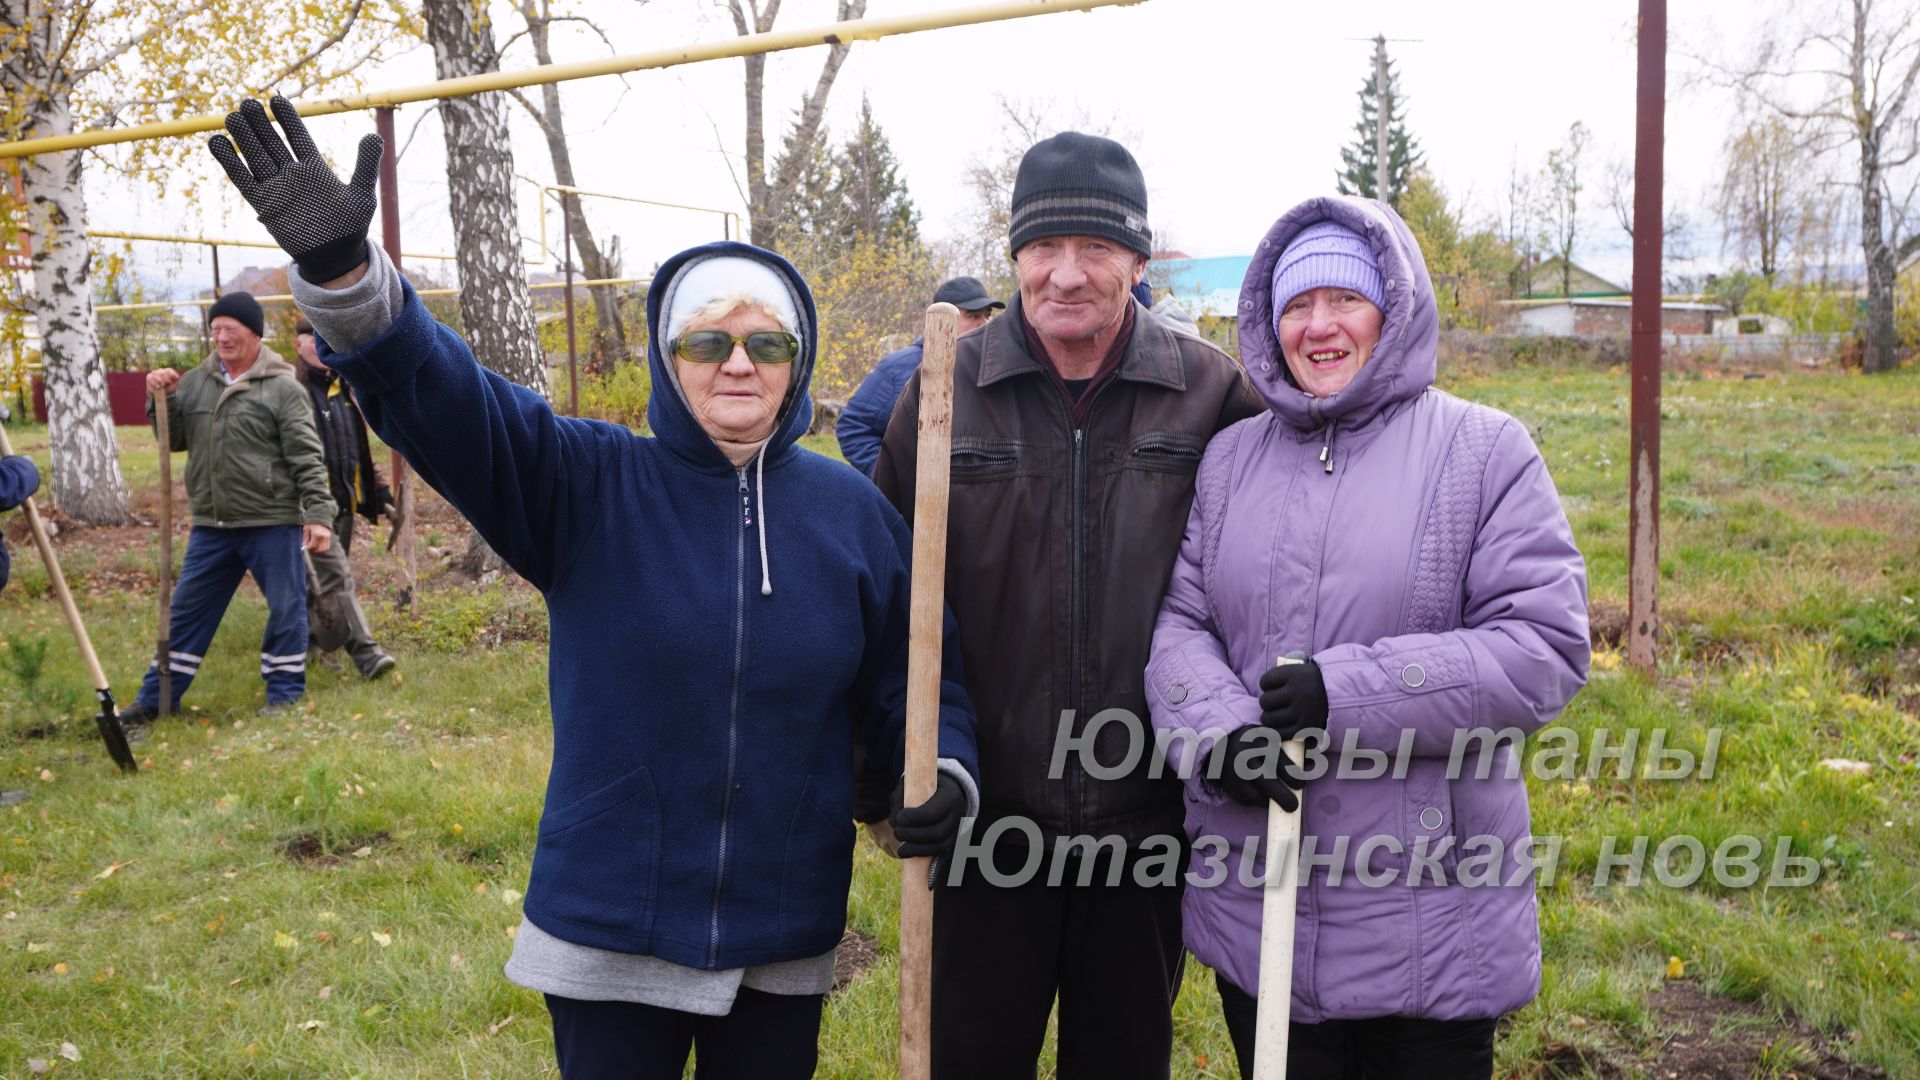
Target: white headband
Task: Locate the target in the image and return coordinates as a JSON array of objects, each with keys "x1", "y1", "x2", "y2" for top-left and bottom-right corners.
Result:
[{"x1": 663, "y1": 256, "x2": 801, "y2": 344}]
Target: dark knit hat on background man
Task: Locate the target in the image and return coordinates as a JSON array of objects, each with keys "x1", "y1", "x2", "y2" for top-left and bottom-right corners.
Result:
[
  {"x1": 1269, "y1": 221, "x2": 1387, "y2": 323},
  {"x1": 1009, "y1": 131, "x2": 1152, "y2": 258},
  {"x1": 206, "y1": 291, "x2": 265, "y2": 338}
]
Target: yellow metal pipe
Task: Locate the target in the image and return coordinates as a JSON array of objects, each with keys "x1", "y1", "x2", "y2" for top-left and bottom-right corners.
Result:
[
  {"x1": 0, "y1": 0, "x2": 1144, "y2": 160},
  {"x1": 92, "y1": 276, "x2": 653, "y2": 313},
  {"x1": 88, "y1": 228, "x2": 459, "y2": 262}
]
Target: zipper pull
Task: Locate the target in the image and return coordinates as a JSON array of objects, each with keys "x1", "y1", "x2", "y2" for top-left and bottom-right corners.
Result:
[
  {"x1": 738, "y1": 469, "x2": 751, "y2": 529},
  {"x1": 1321, "y1": 422, "x2": 1337, "y2": 475}
]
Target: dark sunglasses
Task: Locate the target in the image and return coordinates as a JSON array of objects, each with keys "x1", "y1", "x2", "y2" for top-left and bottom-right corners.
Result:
[{"x1": 671, "y1": 330, "x2": 800, "y2": 365}]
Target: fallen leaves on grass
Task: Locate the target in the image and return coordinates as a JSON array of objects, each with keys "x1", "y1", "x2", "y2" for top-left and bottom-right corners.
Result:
[
  {"x1": 93, "y1": 861, "x2": 125, "y2": 879},
  {"x1": 274, "y1": 931, "x2": 298, "y2": 950},
  {"x1": 297, "y1": 1020, "x2": 327, "y2": 1032},
  {"x1": 1666, "y1": 955, "x2": 1686, "y2": 979},
  {"x1": 371, "y1": 931, "x2": 392, "y2": 948},
  {"x1": 59, "y1": 1043, "x2": 80, "y2": 1062}
]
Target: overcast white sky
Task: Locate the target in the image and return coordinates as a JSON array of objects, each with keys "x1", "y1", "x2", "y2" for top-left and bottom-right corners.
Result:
[{"x1": 94, "y1": 0, "x2": 1771, "y2": 297}]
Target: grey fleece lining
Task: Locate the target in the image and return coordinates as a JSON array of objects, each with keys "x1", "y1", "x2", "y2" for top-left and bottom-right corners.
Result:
[{"x1": 286, "y1": 240, "x2": 405, "y2": 355}]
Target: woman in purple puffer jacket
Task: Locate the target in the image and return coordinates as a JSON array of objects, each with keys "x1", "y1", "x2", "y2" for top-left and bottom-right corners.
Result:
[{"x1": 1146, "y1": 195, "x2": 1590, "y2": 1078}]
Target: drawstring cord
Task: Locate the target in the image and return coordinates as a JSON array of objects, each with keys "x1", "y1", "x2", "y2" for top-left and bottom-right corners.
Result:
[
  {"x1": 1320, "y1": 419, "x2": 1339, "y2": 475},
  {"x1": 756, "y1": 446, "x2": 773, "y2": 596}
]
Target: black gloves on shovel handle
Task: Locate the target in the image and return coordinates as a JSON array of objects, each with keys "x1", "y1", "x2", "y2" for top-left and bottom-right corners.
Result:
[
  {"x1": 208, "y1": 95, "x2": 381, "y2": 282},
  {"x1": 890, "y1": 773, "x2": 969, "y2": 860}
]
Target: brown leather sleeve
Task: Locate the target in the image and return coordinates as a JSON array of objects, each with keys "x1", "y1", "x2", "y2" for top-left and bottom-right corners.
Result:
[
  {"x1": 873, "y1": 367, "x2": 921, "y2": 520},
  {"x1": 1219, "y1": 367, "x2": 1265, "y2": 430}
]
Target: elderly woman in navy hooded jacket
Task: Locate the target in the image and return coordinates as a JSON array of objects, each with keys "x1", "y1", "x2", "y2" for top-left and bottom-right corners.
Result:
[{"x1": 208, "y1": 97, "x2": 978, "y2": 1079}]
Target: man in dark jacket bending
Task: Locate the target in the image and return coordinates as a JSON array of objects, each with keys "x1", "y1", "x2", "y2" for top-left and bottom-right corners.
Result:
[
  {"x1": 875, "y1": 133, "x2": 1264, "y2": 1078},
  {"x1": 295, "y1": 319, "x2": 395, "y2": 678}
]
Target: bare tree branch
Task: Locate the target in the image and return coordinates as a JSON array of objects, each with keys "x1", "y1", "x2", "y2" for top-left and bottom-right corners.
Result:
[
  {"x1": 395, "y1": 100, "x2": 443, "y2": 163},
  {"x1": 252, "y1": 0, "x2": 369, "y2": 89},
  {"x1": 506, "y1": 86, "x2": 558, "y2": 138}
]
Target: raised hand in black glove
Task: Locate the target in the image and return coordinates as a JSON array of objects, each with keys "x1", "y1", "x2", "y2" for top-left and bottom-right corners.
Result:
[
  {"x1": 207, "y1": 96, "x2": 382, "y2": 283},
  {"x1": 1214, "y1": 725, "x2": 1303, "y2": 812},
  {"x1": 890, "y1": 773, "x2": 968, "y2": 859},
  {"x1": 1259, "y1": 659, "x2": 1330, "y2": 742}
]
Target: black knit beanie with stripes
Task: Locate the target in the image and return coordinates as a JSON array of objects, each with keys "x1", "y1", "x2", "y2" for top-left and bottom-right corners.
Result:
[{"x1": 1008, "y1": 131, "x2": 1152, "y2": 259}]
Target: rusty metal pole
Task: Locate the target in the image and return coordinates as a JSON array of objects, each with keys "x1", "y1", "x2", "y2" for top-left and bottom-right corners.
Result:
[
  {"x1": 562, "y1": 191, "x2": 579, "y2": 416},
  {"x1": 1628, "y1": 0, "x2": 1665, "y2": 673},
  {"x1": 375, "y1": 106, "x2": 418, "y2": 616},
  {"x1": 206, "y1": 243, "x2": 221, "y2": 353}
]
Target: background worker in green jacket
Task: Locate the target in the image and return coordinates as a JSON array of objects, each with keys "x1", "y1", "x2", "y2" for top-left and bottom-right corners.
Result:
[
  {"x1": 121, "y1": 292, "x2": 337, "y2": 726},
  {"x1": 295, "y1": 318, "x2": 396, "y2": 679}
]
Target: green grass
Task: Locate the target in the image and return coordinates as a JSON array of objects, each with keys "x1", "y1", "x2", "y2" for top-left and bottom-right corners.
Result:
[{"x1": 3, "y1": 366, "x2": 1919, "y2": 1077}]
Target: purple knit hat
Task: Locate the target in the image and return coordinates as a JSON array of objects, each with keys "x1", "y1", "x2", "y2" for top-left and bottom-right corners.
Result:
[{"x1": 1269, "y1": 220, "x2": 1386, "y2": 325}]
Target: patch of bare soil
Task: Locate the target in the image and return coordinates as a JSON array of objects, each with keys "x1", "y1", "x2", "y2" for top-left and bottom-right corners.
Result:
[
  {"x1": 1514, "y1": 1042, "x2": 1630, "y2": 1079},
  {"x1": 1589, "y1": 600, "x2": 1630, "y2": 651},
  {"x1": 1640, "y1": 982, "x2": 1886, "y2": 1080},
  {"x1": 281, "y1": 830, "x2": 392, "y2": 867},
  {"x1": 830, "y1": 928, "x2": 879, "y2": 994}
]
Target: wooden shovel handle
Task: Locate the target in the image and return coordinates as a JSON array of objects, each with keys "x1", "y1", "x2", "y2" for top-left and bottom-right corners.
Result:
[
  {"x1": 154, "y1": 389, "x2": 174, "y2": 714},
  {"x1": 899, "y1": 301, "x2": 959, "y2": 1080},
  {"x1": 0, "y1": 421, "x2": 108, "y2": 692}
]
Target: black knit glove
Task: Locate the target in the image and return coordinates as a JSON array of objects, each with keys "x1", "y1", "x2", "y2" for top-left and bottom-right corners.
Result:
[
  {"x1": 1214, "y1": 726, "x2": 1303, "y2": 812},
  {"x1": 1259, "y1": 659, "x2": 1330, "y2": 742},
  {"x1": 890, "y1": 773, "x2": 967, "y2": 859},
  {"x1": 207, "y1": 95, "x2": 382, "y2": 283}
]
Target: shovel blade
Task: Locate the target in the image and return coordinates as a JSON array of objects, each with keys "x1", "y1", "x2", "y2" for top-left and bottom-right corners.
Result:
[{"x1": 94, "y1": 690, "x2": 138, "y2": 773}]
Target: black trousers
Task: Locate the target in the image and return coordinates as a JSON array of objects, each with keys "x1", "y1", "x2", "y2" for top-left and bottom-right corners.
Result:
[
  {"x1": 544, "y1": 989, "x2": 824, "y2": 1080},
  {"x1": 931, "y1": 847, "x2": 1185, "y2": 1079},
  {"x1": 1214, "y1": 972, "x2": 1496, "y2": 1080}
]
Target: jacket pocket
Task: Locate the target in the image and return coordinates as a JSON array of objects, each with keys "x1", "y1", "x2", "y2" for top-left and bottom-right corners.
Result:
[
  {"x1": 779, "y1": 776, "x2": 856, "y2": 952},
  {"x1": 1125, "y1": 434, "x2": 1206, "y2": 475},
  {"x1": 949, "y1": 437, "x2": 1022, "y2": 482},
  {"x1": 528, "y1": 764, "x2": 660, "y2": 938}
]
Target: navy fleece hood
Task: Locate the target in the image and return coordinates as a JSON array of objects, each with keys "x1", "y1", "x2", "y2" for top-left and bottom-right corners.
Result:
[{"x1": 646, "y1": 241, "x2": 818, "y2": 471}]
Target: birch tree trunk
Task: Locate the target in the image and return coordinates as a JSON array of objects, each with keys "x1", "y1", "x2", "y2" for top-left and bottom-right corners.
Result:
[
  {"x1": 422, "y1": 0, "x2": 541, "y2": 580},
  {"x1": 4, "y1": 3, "x2": 131, "y2": 524},
  {"x1": 422, "y1": 0, "x2": 544, "y2": 392},
  {"x1": 1850, "y1": 8, "x2": 1900, "y2": 375}
]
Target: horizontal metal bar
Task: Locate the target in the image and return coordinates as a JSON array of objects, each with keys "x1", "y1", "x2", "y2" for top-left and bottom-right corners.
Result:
[
  {"x1": 91, "y1": 276, "x2": 654, "y2": 313},
  {"x1": 88, "y1": 228, "x2": 458, "y2": 262},
  {"x1": 0, "y1": 0, "x2": 1143, "y2": 159}
]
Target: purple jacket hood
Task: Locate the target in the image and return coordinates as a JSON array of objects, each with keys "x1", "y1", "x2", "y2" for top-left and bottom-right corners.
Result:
[{"x1": 1240, "y1": 196, "x2": 1439, "y2": 432}]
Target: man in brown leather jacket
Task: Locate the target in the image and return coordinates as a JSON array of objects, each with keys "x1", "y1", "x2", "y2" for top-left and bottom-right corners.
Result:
[{"x1": 876, "y1": 132, "x2": 1263, "y2": 1079}]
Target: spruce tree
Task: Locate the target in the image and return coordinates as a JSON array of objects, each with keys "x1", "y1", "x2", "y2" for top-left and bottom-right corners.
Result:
[
  {"x1": 769, "y1": 95, "x2": 921, "y2": 259},
  {"x1": 1336, "y1": 39, "x2": 1423, "y2": 207}
]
